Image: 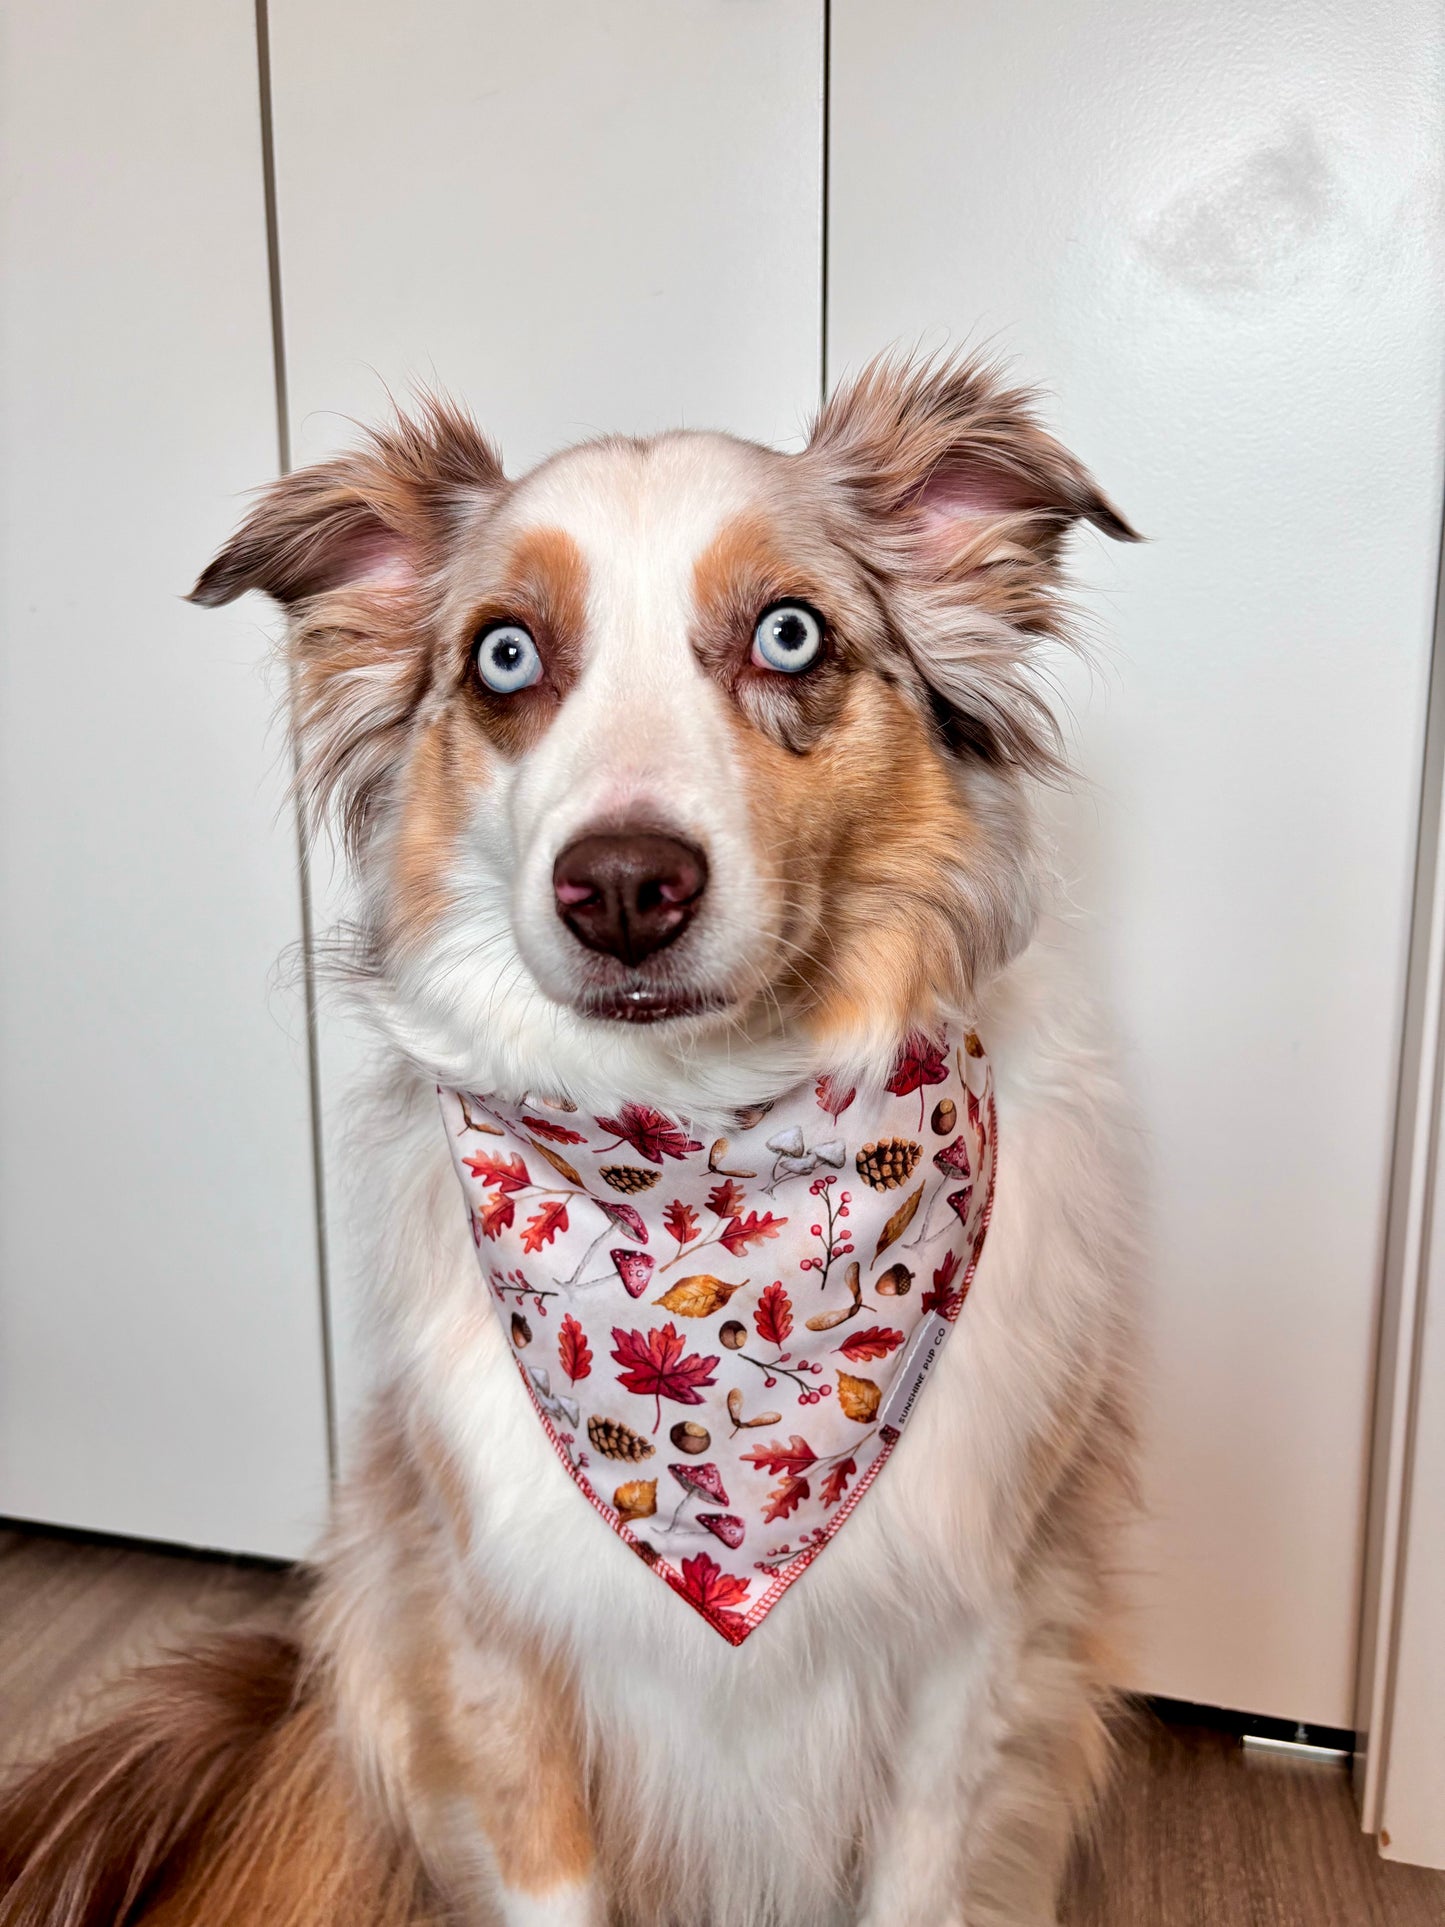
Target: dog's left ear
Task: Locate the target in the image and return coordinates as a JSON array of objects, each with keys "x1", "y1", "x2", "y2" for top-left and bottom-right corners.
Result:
[
  {"x1": 807, "y1": 351, "x2": 1138, "y2": 567},
  {"x1": 806, "y1": 352, "x2": 1138, "y2": 768}
]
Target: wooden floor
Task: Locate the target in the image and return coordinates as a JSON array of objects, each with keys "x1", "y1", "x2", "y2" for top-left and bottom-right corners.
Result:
[{"x1": 0, "y1": 1525, "x2": 1441, "y2": 1924}]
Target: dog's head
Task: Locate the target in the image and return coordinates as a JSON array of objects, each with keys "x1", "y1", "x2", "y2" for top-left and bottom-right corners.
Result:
[{"x1": 194, "y1": 354, "x2": 1133, "y2": 1100}]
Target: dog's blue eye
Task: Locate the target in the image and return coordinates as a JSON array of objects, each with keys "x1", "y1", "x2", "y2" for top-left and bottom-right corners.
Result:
[
  {"x1": 475, "y1": 622, "x2": 542, "y2": 694},
  {"x1": 752, "y1": 602, "x2": 823, "y2": 674}
]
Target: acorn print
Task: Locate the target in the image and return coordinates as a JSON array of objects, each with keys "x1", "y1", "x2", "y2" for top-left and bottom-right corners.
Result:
[
  {"x1": 931, "y1": 1098, "x2": 957, "y2": 1136},
  {"x1": 601, "y1": 1164, "x2": 660, "y2": 1195},
  {"x1": 670, "y1": 1420, "x2": 711, "y2": 1455},
  {"x1": 510, "y1": 1312, "x2": 532, "y2": 1348},
  {"x1": 719, "y1": 1320, "x2": 747, "y2": 1350},
  {"x1": 875, "y1": 1262, "x2": 913, "y2": 1297},
  {"x1": 855, "y1": 1137, "x2": 922, "y2": 1191},
  {"x1": 587, "y1": 1415, "x2": 655, "y2": 1462},
  {"x1": 613, "y1": 1478, "x2": 657, "y2": 1523}
]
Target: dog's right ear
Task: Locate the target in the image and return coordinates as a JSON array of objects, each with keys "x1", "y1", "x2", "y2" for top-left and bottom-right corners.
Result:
[
  {"x1": 188, "y1": 398, "x2": 504, "y2": 610},
  {"x1": 189, "y1": 399, "x2": 505, "y2": 855}
]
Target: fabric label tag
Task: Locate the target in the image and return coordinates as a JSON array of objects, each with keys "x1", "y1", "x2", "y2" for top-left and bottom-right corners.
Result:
[{"x1": 877, "y1": 1314, "x2": 955, "y2": 1433}]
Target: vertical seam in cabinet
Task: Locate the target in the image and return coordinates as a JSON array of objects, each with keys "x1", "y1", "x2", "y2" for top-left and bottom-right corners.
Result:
[
  {"x1": 1357, "y1": 490, "x2": 1445, "y2": 1831},
  {"x1": 819, "y1": 0, "x2": 832, "y2": 405},
  {"x1": 254, "y1": 0, "x2": 339, "y2": 1487}
]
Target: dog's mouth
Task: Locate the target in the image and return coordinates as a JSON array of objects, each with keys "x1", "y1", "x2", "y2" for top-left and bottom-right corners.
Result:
[{"x1": 577, "y1": 984, "x2": 733, "y2": 1026}]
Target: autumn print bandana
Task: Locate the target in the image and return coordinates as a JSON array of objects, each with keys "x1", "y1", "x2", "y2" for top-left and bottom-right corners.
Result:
[{"x1": 439, "y1": 1030, "x2": 996, "y2": 1643}]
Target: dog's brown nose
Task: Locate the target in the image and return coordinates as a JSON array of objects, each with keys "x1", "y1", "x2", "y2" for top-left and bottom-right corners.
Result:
[{"x1": 553, "y1": 830, "x2": 708, "y2": 966}]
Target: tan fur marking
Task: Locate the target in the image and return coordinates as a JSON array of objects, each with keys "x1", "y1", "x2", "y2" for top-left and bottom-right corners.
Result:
[
  {"x1": 691, "y1": 507, "x2": 799, "y2": 632},
  {"x1": 726, "y1": 673, "x2": 976, "y2": 1041},
  {"x1": 691, "y1": 509, "x2": 851, "y2": 749},
  {"x1": 388, "y1": 711, "x2": 491, "y2": 949},
  {"x1": 463, "y1": 524, "x2": 591, "y2": 755},
  {"x1": 409, "y1": 1410, "x2": 476, "y2": 1561},
  {"x1": 320, "y1": 1402, "x2": 596, "y2": 1905},
  {"x1": 403, "y1": 1630, "x2": 594, "y2": 1896}
]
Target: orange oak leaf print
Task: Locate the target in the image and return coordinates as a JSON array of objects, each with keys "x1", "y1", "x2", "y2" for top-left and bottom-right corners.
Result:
[{"x1": 520, "y1": 1199, "x2": 569, "y2": 1254}]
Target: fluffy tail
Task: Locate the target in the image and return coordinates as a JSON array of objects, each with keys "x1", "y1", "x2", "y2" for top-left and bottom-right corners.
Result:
[{"x1": 0, "y1": 1630, "x2": 437, "y2": 1927}]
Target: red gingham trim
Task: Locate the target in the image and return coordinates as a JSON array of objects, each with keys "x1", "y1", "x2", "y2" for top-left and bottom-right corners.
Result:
[{"x1": 519, "y1": 1081, "x2": 999, "y2": 1645}]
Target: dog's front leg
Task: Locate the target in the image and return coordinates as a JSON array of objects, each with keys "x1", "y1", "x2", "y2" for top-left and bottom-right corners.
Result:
[
  {"x1": 403, "y1": 1629, "x2": 607, "y2": 1927},
  {"x1": 854, "y1": 1626, "x2": 1005, "y2": 1927},
  {"x1": 855, "y1": 1604, "x2": 1096, "y2": 1927}
]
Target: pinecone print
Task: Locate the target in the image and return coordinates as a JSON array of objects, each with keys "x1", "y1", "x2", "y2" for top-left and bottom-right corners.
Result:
[
  {"x1": 587, "y1": 1415, "x2": 656, "y2": 1461},
  {"x1": 855, "y1": 1137, "x2": 923, "y2": 1191},
  {"x1": 600, "y1": 1164, "x2": 661, "y2": 1195}
]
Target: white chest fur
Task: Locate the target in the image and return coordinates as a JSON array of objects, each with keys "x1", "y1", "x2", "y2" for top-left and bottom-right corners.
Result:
[{"x1": 343, "y1": 945, "x2": 1137, "y2": 1924}]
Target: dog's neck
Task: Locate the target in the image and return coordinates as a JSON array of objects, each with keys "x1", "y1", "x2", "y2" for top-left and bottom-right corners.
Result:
[{"x1": 371, "y1": 969, "x2": 968, "y2": 1129}]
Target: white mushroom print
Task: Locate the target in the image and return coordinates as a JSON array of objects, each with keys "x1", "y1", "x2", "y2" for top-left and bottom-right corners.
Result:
[
  {"x1": 526, "y1": 1365, "x2": 580, "y2": 1432},
  {"x1": 764, "y1": 1124, "x2": 848, "y2": 1193}
]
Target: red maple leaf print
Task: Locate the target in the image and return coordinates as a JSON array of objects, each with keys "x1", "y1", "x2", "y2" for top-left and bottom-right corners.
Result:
[
  {"x1": 836, "y1": 1326, "x2": 905, "y2": 1363},
  {"x1": 886, "y1": 1031, "x2": 950, "y2": 1125},
  {"x1": 475, "y1": 1191, "x2": 516, "y2": 1240},
  {"x1": 669, "y1": 1551, "x2": 751, "y2": 1639},
  {"x1": 741, "y1": 1435, "x2": 817, "y2": 1477},
  {"x1": 610, "y1": 1322, "x2": 719, "y2": 1429},
  {"x1": 521, "y1": 1115, "x2": 587, "y2": 1146},
  {"x1": 815, "y1": 1073, "x2": 856, "y2": 1120},
  {"x1": 761, "y1": 1472, "x2": 811, "y2": 1525},
  {"x1": 820, "y1": 1457, "x2": 857, "y2": 1509},
  {"x1": 558, "y1": 1313, "x2": 592, "y2": 1384},
  {"x1": 520, "y1": 1199, "x2": 569, "y2": 1254},
  {"x1": 922, "y1": 1248, "x2": 965, "y2": 1319},
  {"x1": 463, "y1": 1148, "x2": 530, "y2": 1191},
  {"x1": 886, "y1": 1032, "x2": 950, "y2": 1099},
  {"x1": 754, "y1": 1283, "x2": 794, "y2": 1349},
  {"x1": 594, "y1": 1102, "x2": 703, "y2": 1164},
  {"x1": 663, "y1": 1198, "x2": 700, "y2": 1247},
  {"x1": 706, "y1": 1177, "x2": 746, "y2": 1220},
  {"x1": 719, "y1": 1209, "x2": 786, "y2": 1257}
]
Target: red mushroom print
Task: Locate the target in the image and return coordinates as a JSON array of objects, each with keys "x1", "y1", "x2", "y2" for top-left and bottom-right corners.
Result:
[
  {"x1": 668, "y1": 1461, "x2": 730, "y2": 1507},
  {"x1": 946, "y1": 1185, "x2": 974, "y2": 1224},
  {"x1": 599, "y1": 1198, "x2": 648, "y2": 1245},
  {"x1": 933, "y1": 1136, "x2": 972, "y2": 1180},
  {"x1": 698, "y1": 1512, "x2": 746, "y2": 1550},
  {"x1": 612, "y1": 1249, "x2": 655, "y2": 1298},
  {"x1": 667, "y1": 1459, "x2": 730, "y2": 1530},
  {"x1": 555, "y1": 1195, "x2": 650, "y2": 1289}
]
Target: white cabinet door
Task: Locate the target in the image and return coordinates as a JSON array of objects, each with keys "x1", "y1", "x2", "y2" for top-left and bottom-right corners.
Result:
[
  {"x1": 267, "y1": 0, "x2": 824, "y2": 1429},
  {"x1": 828, "y1": 0, "x2": 1445, "y2": 1724},
  {"x1": 0, "y1": 1, "x2": 331, "y2": 1558}
]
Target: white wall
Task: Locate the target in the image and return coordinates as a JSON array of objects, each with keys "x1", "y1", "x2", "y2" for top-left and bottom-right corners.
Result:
[
  {"x1": 264, "y1": 0, "x2": 825, "y2": 1431},
  {"x1": 828, "y1": 0, "x2": 1445, "y2": 1725},
  {"x1": 0, "y1": 1, "x2": 330, "y2": 1558}
]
